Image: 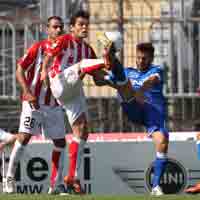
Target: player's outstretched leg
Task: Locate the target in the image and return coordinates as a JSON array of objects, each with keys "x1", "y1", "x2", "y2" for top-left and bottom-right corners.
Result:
[{"x1": 103, "y1": 44, "x2": 145, "y2": 103}]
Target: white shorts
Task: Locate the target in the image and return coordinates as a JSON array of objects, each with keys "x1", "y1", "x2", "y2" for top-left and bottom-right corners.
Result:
[
  {"x1": 49, "y1": 63, "x2": 82, "y2": 105},
  {"x1": 19, "y1": 102, "x2": 65, "y2": 139},
  {"x1": 49, "y1": 63, "x2": 88, "y2": 125},
  {"x1": 63, "y1": 89, "x2": 88, "y2": 126}
]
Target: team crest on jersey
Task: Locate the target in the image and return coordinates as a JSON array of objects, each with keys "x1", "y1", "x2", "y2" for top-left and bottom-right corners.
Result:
[{"x1": 130, "y1": 79, "x2": 143, "y2": 86}]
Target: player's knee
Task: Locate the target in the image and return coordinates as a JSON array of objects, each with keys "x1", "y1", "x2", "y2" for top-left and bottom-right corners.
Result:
[
  {"x1": 78, "y1": 123, "x2": 88, "y2": 140},
  {"x1": 153, "y1": 132, "x2": 168, "y2": 152},
  {"x1": 53, "y1": 138, "x2": 66, "y2": 148},
  {"x1": 18, "y1": 132, "x2": 31, "y2": 145},
  {"x1": 72, "y1": 113, "x2": 88, "y2": 139}
]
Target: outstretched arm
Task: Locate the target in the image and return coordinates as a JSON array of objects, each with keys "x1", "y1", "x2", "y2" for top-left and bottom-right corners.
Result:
[{"x1": 140, "y1": 75, "x2": 160, "y2": 92}]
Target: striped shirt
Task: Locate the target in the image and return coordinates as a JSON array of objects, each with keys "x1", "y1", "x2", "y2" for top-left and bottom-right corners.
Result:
[
  {"x1": 17, "y1": 40, "x2": 58, "y2": 106},
  {"x1": 45, "y1": 34, "x2": 96, "y2": 78}
]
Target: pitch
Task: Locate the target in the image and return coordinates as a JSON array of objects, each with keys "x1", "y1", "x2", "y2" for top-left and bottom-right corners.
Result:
[{"x1": 0, "y1": 194, "x2": 199, "y2": 200}]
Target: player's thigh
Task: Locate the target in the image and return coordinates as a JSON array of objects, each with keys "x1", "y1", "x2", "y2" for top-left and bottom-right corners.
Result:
[
  {"x1": 19, "y1": 101, "x2": 43, "y2": 136},
  {"x1": 64, "y1": 94, "x2": 88, "y2": 137},
  {"x1": 50, "y1": 66, "x2": 82, "y2": 105},
  {"x1": 144, "y1": 105, "x2": 167, "y2": 131},
  {"x1": 121, "y1": 102, "x2": 144, "y2": 123},
  {"x1": 43, "y1": 106, "x2": 65, "y2": 140}
]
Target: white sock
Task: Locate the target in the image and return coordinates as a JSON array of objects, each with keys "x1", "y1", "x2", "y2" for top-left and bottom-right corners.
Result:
[{"x1": 6, "y1": 140, "x2": 25, "y2": 178}]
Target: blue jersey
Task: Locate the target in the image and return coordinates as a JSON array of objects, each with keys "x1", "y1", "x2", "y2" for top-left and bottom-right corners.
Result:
[
  {"x1": 123, "y1": 64, "x2": 165, "y2": 110},
  {"x1": 111, "y1": 64, "x2": 168, "y2": 137}
]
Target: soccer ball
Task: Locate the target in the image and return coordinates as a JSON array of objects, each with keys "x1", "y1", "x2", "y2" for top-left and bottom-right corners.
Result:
[
  {"x1": 97, "y1": 31, "x2": 123, "y2": 52},
  {"x1": 104, "y1": 31, "x2": 123, "y2": 51}
]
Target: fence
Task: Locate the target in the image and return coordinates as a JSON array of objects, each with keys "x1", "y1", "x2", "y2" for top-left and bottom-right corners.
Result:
[{"x1": 0, "y1": 0, "x2": 200, "y2": 131}]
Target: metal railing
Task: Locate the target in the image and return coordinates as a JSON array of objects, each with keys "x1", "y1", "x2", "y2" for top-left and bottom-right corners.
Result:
[{"x1": 1, "y1": 0, "x2": 200, "y2": 131}]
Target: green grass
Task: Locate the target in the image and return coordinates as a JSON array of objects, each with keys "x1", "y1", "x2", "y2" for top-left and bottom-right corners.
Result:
[{"x1": 0, "y1": 194, "x2": 200, "y2": 200}]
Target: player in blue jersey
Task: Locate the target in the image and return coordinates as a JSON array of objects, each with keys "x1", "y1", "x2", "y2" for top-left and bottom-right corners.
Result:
[{"x1": 94, "y1": 42, "x2": 169, "y2": 196}]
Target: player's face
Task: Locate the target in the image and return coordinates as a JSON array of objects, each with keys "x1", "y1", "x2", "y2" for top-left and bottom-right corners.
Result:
[
  {"x1": 47, "y1": 19, "x2": 64, "y2": 40},
  {"x1": 71, "y1": 17, "x2": 89, "y2": 39},
  {"x1": 136, "y1": 50, "x2": 153, "y2": 71}
]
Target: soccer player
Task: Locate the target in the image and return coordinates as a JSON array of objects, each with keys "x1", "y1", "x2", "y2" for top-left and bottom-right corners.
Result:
[
  {"x1": 185, "y1": 132, "x2": 200, "y2": 193},
  {"x1": 5, "y1": 16, "x2": 68, "y2": 195},
  {"x1": 95, "y1": 42, "x2": 169, "y2": 196},
  {"x1": 40, "y1": 10, "x2": 106, "y2": 194}
]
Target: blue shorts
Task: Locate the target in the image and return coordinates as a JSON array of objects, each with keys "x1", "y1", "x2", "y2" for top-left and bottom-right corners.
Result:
[{"x1": 121, "y1": 101, "x2": 169, "y2": 138}]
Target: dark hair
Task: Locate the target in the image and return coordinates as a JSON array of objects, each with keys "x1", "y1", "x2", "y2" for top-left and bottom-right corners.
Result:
[
  {"x1": 136, "y1": 42, "x2": 154, "y2": 57},
  {"x1": 47, "y1": 16, "x2": 63, "y2": 27},
  {"x1": 70, "y1": 10, "x2": 90, "y2": 26}
]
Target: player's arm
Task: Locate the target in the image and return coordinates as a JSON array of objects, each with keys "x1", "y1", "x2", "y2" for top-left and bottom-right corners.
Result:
[
  {"x1": 17, "y1": 44, "x2": 39, "y2": 108},
  {"x1": 40, "y1": 54, "x2": 53, "y2": 81},
  {"x1": 16, "y1": 64, "x2": 31, "y2": 95},
  {"x1": 140, "y1": 74, "x2": 160, "y2": 93},
  {"x1": 41, "y1": 35, "x2": 68, "y2": 80},
  {"x1": 16, "y1": 64, "x2": 38, "y2": 108}
]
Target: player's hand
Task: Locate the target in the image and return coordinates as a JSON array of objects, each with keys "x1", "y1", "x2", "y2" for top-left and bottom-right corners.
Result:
[
  {"x1": 40, "y1": 68, "x2": 47, "y2": 81},
  {"x1": 23, "y1": 91, "x2": 39, "y2": 110}
]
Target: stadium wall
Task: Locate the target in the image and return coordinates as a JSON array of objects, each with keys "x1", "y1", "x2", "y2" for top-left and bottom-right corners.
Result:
[{"x1": 0, "y1": 132, "x2": 199, "y2": 194}]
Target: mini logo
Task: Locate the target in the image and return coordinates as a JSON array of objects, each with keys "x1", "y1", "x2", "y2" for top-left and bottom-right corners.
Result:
[{"x1": 145, "y1": 158, "x2": 187, "y2": 194}]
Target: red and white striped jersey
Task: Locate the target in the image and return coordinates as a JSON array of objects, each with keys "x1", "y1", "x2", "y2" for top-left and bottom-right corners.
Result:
[
  {"x1": 17, "y1": 40, "x2": 58, "y2": 106},
  {"x1": 45, "y1": 34, "x2": 96, "y2": 78}
]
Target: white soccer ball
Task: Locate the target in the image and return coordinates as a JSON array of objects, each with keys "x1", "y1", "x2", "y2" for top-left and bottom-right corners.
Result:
[{"x1": 105, "y1": 31, "x2": 123, "y2": 51}]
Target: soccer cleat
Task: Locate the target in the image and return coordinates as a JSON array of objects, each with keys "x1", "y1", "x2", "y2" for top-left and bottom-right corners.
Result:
[
  {"x1": 184, "y1": 183, "x2": 200, "y2": 194},
  {"x1": 5, "y1": 177, "x2": 16, "y2": 193},
  {"x1": 64, "y1": 176, "x2": 85, "y2": 195},
  {"x1": 151, "y1": 185, "x2": 164, "y2": 196},
  {"x1": 97, "y1": 31, "x2": 123, "y2": 52},
  {"x1": 48, "y1": 184, "x2": 69, "y2": 195},
  {"x1": 96, "y1": 32, "x2": 113, "y2": 49}
]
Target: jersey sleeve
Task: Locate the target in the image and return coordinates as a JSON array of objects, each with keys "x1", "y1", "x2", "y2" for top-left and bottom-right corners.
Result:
[
  {"x1": 17, "y1": 42, "x2": 40, "y2": 70},
  {"x1": 45, "y1": 35, "x2": 69, "y2": 57}
]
